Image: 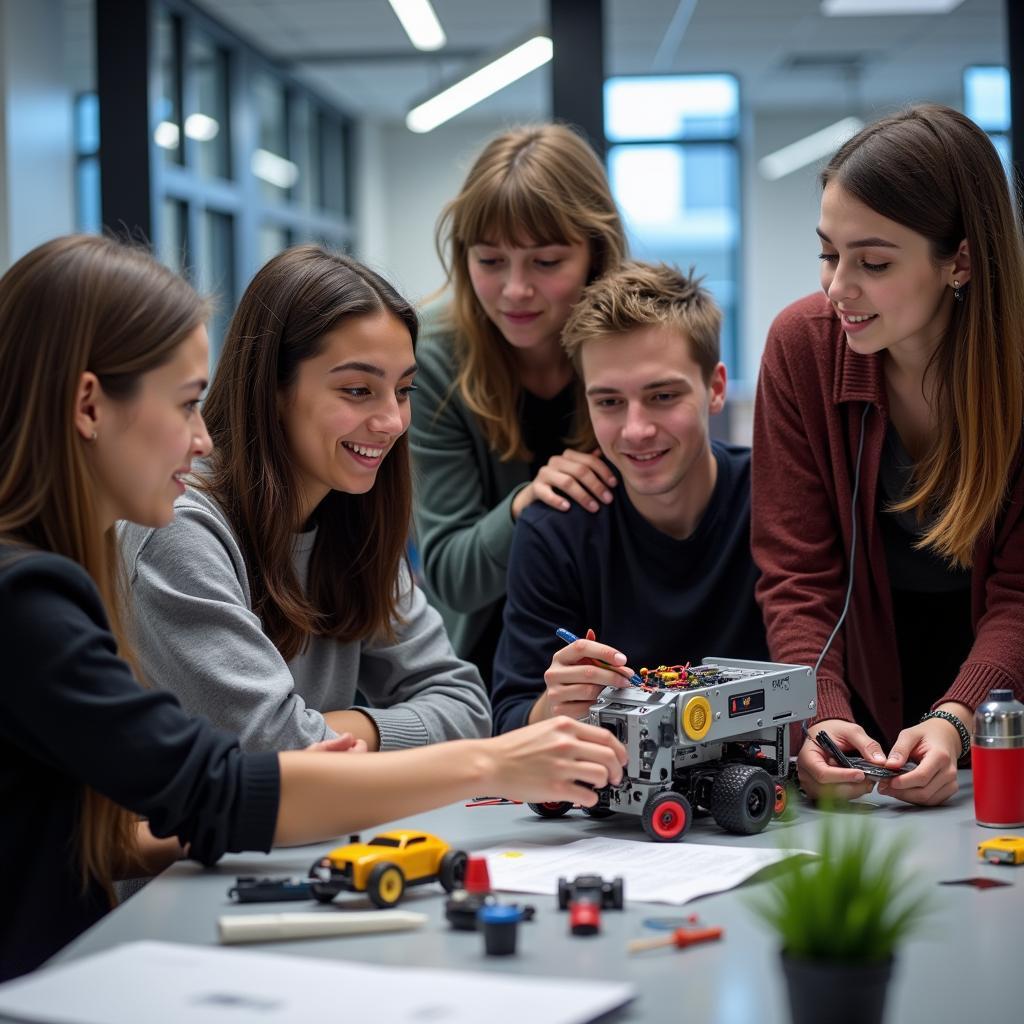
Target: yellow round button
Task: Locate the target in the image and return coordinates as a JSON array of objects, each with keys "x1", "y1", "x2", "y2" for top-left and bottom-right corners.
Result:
[{"x1": 682, "y1": 695, "x2": 712, "y2": 741}]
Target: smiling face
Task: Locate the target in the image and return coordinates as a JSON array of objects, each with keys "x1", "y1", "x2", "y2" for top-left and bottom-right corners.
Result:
[
  {"x1": 278, "y1": 311, "x2": 416, "y2": 525},
  {"x1": 817, "y1": 181, "x2": 966, "y2": 364},
  {"x1": 83, "y1": 324, "x2": 212, "y2": 529},
  {"x1": 582, "y1": 326, "x2": 725, "y2": 532},
  {"x1": 466, "y1": 237, "x2": 591, "y2": 358}
]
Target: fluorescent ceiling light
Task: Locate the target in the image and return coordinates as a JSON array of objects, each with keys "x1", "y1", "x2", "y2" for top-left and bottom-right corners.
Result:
[
  {"x1": 822, "y1": 0, "x2": 964, "y2": 15},
  {"x1": 184, "y1": 113, "x2": 220, "y2": 141},
  {"x1": 154, "y1": 115, "x2": 220, "y2": 149},
  {"x1": 759, "y1": 117, "x2": 863, "y2": 181},
  {"x1": 154, "y1": 121, "x2": 179, "y2": 149},
  {"x1": 388, "y1": 0, "x2": 446, "y2": 51},
  {"x1": 407, "y1": 36, "x2": 553, "y2": 133},
  {"x1": 251, "y1": 148, "x2": 299, "y2": 189}
]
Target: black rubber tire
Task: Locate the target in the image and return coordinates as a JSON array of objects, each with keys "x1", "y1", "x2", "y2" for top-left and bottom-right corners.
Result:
[
  {"x1": 311, "y1": 885, "x2": 339, "y2": 904},
  {"x1": 557, "y1": 877, "x2": 571, "y2": 910},
  {"x1": 710, "y1": 764, "x2": 774, "y2": 835},
  {"x1": 439, "y1": 849, "x2": 468, "y2": 892},
  {"x1": 367, "y1": 861, "x2": 405, "y2": 908},
  {"x1": 528, "y1": 801, "x2": 573, "y2": 818},
  {"x1": 609, "y1": 877, "x2": 625, "y2": 909},
  {"x1": 309, "y1": 858, "x2": 339, "y2": 903},
  {"x1": 581, "y1": 804, "x2": 614, "y2": 819},
  {"x1": 641, "y1": 790, "x2": 693, "y2": 842}
]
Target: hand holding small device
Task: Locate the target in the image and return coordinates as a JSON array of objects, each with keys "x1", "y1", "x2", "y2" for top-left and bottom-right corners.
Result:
[
  {"x1": 797, "y1": 719, "x2": 888, "y2": 801},
  {"x1": 815, "y1": 730, "x2": 913, "y2": 779},
  {"x1": 873, "y1": 711, "x2": 965, "y2": 806}
]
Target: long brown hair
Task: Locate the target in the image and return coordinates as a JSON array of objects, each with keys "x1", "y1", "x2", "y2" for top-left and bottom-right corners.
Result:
[
  {"x1": 0, "y1": 234, "x2": 210, "y2": 897},
  {"x1": 199, "y1": 245, "x2": 417, "y2": 661},
  {"x1": 822, "y1": 104, "x2": 1024, "y2": 566},
  {"x1": 436, "y1": 124, "x2": 628, "y2": 461}
]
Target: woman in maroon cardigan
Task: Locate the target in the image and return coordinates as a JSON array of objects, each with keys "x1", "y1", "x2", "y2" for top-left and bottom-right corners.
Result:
[{"x1": 752, "y1": 104, "x2": 1024, "y2": 806}]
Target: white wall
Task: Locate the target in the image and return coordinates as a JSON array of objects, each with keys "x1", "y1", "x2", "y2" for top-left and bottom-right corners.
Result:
[
  {"x1": 0, "y1": 0, "x2": 75, "y2": 270},
  {"x1": 742, "y1": 111, "x2": 832, "y2": 382},
  {"x1": 357, "y1": 118, "x2": 509, "y2": 305}
]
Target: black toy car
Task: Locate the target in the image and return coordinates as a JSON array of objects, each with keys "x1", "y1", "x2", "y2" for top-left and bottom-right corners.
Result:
[{"x1": 557, "y1": 874, "x2": 624, "y2": 935}]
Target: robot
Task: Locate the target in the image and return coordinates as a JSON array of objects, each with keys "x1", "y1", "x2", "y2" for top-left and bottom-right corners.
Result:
[{"x1": 530, "y1": 657, "x2": 816, "y2": 842}]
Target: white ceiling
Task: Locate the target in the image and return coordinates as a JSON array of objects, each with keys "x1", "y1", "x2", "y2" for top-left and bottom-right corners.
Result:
[{"x1": 65, "y1": 0, "x2": 1007, "y2": 122}]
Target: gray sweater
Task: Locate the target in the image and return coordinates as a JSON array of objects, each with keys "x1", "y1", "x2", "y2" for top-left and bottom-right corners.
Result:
[{"x1": 118, "y1": 487, "x2": 491, "y2": 752}]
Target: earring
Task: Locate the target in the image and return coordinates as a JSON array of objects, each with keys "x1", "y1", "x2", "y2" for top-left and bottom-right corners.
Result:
[
  {"x1": 953, "y1": 280, "x2": 963, "y2": 302},
  {"x1": 89, "y1": 430, "x2": 97, "y2": 442}
]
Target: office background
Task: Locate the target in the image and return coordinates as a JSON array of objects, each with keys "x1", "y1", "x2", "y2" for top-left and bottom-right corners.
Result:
[{"x1": 0, "y1": 0, "x2": 1014, "y2": 440}]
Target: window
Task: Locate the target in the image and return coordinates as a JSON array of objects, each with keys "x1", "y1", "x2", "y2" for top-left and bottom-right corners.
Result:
[
  {"x1": 605, "y1": 75, "x2": 742, "y2": 376},
  {"x1": 188, "y1": 32, "x2": 231, "y2": 181},
  {"x1": 155, "y1": 10, "x2": 184, "y2": 167},
  {"x1": 74, "y1": 93, "x2": 101, "y2": 233},
  {"x1": 96, "y1": 0, "x2": 357, "y2": 363},
  {"x1": 253, "y1": 71, "x2": 292, "y2": 203},
  {"x1": 964, "y1": 66, "x2": 1011, "y2": 179}
]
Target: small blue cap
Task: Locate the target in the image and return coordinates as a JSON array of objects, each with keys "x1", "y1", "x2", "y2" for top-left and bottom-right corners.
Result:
[{"x1": 478, "y1": 904, "x2": 521, "y2": 925}]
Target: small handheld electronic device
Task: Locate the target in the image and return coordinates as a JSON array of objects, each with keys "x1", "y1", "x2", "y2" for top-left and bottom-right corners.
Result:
[
  {"x1": 813, "y1": 730, "x2": 913, "y2": 779},
  {"x1": 227, "y1": 876, "x2": 314, "y2": 903}
]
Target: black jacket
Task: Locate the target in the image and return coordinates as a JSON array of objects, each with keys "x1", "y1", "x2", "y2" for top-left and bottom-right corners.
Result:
[{"x1": 0, "y1": 549, "x2": 279, "y2": 979}]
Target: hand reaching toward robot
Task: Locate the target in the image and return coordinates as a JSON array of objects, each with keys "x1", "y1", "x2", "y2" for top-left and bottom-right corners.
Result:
[{"x1": 534, "y1": 628, "x2": 637, "y2": 722}]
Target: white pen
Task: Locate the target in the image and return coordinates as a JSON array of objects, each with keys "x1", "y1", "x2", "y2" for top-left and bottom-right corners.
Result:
[{"x1": 218, "y1": 909, "x2": 427, "y2": 945}]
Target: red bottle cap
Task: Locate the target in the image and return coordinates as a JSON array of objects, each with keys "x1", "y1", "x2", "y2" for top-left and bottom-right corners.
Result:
[{"x1": 464, "y1": 856, "x2": 492, "y2": 893}]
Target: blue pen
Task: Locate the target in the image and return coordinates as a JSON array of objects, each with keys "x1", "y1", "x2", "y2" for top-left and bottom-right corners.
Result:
[{"x1": 555, "y1": 627, "x2": 644, "y2": 687}]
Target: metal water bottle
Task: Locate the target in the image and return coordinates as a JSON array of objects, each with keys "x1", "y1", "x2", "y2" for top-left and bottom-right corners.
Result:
[{"x1": 973, "y1": 689, "x2": 1024, "y2": 828}]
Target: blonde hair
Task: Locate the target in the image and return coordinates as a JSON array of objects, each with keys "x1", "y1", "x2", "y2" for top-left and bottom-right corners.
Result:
[
  {"x1": 823, "y1": 104, "x2": 1024, "y2": 566},
  {"x1": 436, "y1": 124, "x2": 628, "y2": 461},
  {"x1": 0, "y1": 235, "x2": 209, "y2": 898},
  {"x1": 562, "y1": 261, "x2": 722, "y2": 381}
]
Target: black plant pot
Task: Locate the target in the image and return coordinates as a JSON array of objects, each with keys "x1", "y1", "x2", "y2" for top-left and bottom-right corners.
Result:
[{"x1": 781, "y1": 951, "x2": 894, "y2": 1024}]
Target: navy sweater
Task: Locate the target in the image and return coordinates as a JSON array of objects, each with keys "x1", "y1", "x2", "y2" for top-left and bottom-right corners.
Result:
[
  {"x1": 491, "y1": 443, "x2": 768, "y2": 733},
  {"x1": 0, "y1": 550, "x2": 280, "y2": 979}
]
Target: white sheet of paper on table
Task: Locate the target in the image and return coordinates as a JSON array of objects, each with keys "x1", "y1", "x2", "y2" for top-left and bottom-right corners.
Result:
[
  {"x1": 473, "y1": 836, "x2": 815, "y2": 904},
  {"x1": 0, "y1": 940, "x2": 635, "y2": 1024}
]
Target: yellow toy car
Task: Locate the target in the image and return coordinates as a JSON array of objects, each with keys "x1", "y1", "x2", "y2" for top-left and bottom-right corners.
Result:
[
  {"x1": 309, "y1": 830, "x2": 468, "y2": 908},
  {"x1": 977, "y1": 836, "x2": 1024, "y2": 865}
]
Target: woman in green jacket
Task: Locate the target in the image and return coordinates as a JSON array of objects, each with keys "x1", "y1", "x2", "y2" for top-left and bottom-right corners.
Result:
[{"x1": 411, "y1": 124, "x2": 628, "y2": 685}]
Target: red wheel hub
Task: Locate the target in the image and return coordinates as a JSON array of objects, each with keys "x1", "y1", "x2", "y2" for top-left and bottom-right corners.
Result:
[
  {"x1": 773, "y1": 783, "x2": 788, "y2": 816},
  {"x1": 652, "y1": 801, "x2": 686, "y2": 839}
]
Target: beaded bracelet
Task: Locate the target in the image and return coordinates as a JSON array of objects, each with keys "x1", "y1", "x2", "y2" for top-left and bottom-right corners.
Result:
[{"x1": 920, "y1": 710, "x2": 971, "y2": 761}]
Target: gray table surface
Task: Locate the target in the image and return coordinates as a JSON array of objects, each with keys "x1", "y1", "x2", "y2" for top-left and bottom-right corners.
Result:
[{"x1": 49, "y1": 772, "x2": 1023, "y2": 1023}]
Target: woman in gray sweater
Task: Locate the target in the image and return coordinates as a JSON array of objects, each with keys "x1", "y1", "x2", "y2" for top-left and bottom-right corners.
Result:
[{"x1": 120, "y1": 245, "x2": 490, "y2": 752}]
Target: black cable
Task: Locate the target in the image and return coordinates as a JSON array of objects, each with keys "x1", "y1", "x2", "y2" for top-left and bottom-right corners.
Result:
[{"x1": 803, "y1": 402, "x2": 872, "y2": 737}]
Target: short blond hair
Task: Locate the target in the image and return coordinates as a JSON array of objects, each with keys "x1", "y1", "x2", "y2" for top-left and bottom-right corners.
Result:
[{"x1": 562, "y1": 262, "x2": 722, "y2": 382}]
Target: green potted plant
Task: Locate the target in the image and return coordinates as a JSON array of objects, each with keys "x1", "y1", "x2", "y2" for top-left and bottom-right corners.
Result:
[{"x1": 750, "y1": 815, "x2": 931, "y2": 1024}]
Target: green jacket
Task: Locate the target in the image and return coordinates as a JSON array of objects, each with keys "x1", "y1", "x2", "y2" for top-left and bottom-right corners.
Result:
[{"x1": 410, "y1": 318, "x2": 530, "y2": 665}]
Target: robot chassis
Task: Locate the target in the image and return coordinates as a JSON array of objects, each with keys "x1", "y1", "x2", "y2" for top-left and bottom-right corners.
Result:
[{"x1": 530, "y1": 658, "x2": 817, "y2": 842}]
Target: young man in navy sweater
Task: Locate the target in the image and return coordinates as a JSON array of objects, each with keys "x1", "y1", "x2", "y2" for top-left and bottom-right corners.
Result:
[{"x1": 491, "y1": 262, "x2": 768, "y2": 733}]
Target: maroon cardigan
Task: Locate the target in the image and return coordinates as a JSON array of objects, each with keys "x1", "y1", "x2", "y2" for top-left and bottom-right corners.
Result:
[{"x1": 752, "y1": 292, "x2": 1024, "y2": 747}]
